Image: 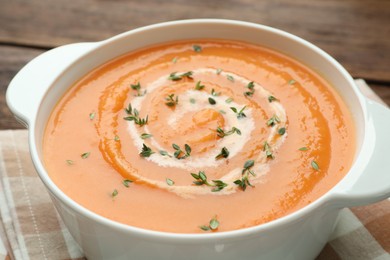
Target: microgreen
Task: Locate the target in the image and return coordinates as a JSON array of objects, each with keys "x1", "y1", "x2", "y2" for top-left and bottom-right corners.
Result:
[
  {"x1": 139, "y1": 143, "x2": 154, "y2": 157},
  {"x1": 124, "y1": 103, "x2": 148, "y2": 126}
]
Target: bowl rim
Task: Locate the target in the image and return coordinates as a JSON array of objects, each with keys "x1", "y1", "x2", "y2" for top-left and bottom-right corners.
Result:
[{"x1": 29, "y1": 18, "x2": 367, "y2": 242}]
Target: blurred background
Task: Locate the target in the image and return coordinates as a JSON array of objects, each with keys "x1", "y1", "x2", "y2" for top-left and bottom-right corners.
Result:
[{"x1": 1, "y1": 0, "x2": 389, "y2": 129}]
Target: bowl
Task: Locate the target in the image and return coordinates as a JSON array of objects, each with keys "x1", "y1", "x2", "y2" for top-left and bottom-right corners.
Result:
[{"x1": 6, "y1": 19, "x2": 390, "y2": 260}]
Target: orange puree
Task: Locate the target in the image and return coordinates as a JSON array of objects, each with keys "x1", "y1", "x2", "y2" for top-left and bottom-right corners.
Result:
[{"x1": 43, "y1": 40, "x2": 355, "y2": 233}]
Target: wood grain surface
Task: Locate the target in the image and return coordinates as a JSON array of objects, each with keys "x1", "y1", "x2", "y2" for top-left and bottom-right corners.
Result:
[{"x1": 0, "y1": 0, "x2": 389, "y2": 129}]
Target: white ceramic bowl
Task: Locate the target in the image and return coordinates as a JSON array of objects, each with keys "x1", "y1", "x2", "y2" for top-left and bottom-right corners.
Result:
[{"x1": 6, "y1": 19, "x2": 390, "y2": 260}]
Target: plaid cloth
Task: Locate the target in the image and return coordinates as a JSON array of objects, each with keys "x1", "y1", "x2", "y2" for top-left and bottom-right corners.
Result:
[{"x1": 0, "y1": 80, "x2": 388, "y2": 260}]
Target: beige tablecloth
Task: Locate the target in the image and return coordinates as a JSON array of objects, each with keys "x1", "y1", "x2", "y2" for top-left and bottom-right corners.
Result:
[{"x1": 0, "y1": 79, "x2": 388, "y2": 260}]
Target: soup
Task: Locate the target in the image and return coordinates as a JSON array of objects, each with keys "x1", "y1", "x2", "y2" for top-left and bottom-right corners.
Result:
[{"x1": 43, "y1": 40, "x2": 355, "y2": 233}]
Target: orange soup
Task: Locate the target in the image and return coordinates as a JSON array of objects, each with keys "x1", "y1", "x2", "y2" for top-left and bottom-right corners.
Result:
[{"x1": 43, "y1": 40, "x2": 355, "y2": 233}]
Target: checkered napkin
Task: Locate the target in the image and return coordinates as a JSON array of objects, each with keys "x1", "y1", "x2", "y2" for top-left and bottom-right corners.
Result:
[{"x1": 0, "y1": 80, "x2": 388, "y2": 260}]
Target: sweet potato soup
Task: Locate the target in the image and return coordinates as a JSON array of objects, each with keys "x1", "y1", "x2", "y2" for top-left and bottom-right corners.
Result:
[{"x1": 43, "y1": 40, "x2": 355, "y2": 233}]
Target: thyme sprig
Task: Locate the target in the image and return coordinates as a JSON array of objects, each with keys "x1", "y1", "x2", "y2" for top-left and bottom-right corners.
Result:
[
  {"x1": 244, "y1": 81, "x2": 255, "y2": 97},
  {"x1": 266, "y1": 114, "x2": 281, "y2": 126},
  {"x1": 200, "y1": 216, "x2": 219, "y2": 231},
  {"x1": 131, "y1": 82, "x2": 146, "y2": 97},
  {"x1": 216, "y1": 126, "x2": 241, "y2": 138},
  {"x1": 230, "y1": 106, "x2": 247, "y2": 119},
  {"x1": 268, "y1": 95, "x2": 278, "y2": 103},
  {"x1": 195, "y1": 81, "x2": 205, "y2": 90},
  {"x1": 215, "y1": 147, "x2": 229, "y2": 160},
  {"x1": 191, "y1": 171, "x2": 228, "y2": 192},
  {"x1": 263, "y1": 141, "x2": 274, "y2": 159},
  {"x1": 172, "y1": 143, "x2": 191, "y2": 159},
  {"x1": 165, "y1": 94, "x2": 179, "y2": 107},
  {"x1": 168, "y1": 71, "x2": 193, "y2": 81},
  {"x1": 139, "y1": 143, "x2": 154, "y2": 157},
  {"x1": 234, "y1": 160, "x2": 255, "y2": 191},
  {"x1": 124, "y1": 103, "x2": 148, "y2": 126}
]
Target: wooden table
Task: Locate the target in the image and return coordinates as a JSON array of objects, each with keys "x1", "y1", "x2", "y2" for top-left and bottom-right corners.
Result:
[{"x1": 1, "y1": 0, "x2": 389, "y2": 129}]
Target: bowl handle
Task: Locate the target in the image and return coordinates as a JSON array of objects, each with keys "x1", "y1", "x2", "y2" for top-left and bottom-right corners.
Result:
[
  {"x1": 331, "y1": 100, "x2": 390, "y2": 207},
  {"x1": 6, "y1": 43, "x2": 96, "y2": 127}
]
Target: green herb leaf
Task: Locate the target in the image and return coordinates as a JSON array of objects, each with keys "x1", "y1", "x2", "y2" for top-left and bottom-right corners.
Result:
[
  {"x1": 298, "y1": 147, "x2": 308, "y2": 151},
  {"x1": 288, "y1": 79, "x2": 296, "y2": 85},
  {"x1": 66, "y1": 160, "x2": 74, "y2": 165},
  {"x1": 211, "y1": 180, "x2": 228, "y2": 192},
  {"x1": 236, "y1": 159, "x2": 256, "y2": 190},
  {"x1": 172, "y1": 57, "x2": 178, "y2": 63},
  {"x1": 159, "y1": 150, "x2": 172, "y2": 157},
  {"x1": 278, "y1": 127, "x2": 286, "y2": 135},
  {"x1": 227, "y1": 75, "x2": 234, "y2": 82},
  {"x1": 211, "y1": 88, "x2": 220, "y2": 96},
  {"x1": 208, "y1": 97, "x2": 216, "y2": 105},
  {"x1": 216, "y1": 126, "x2": 241, "y2": 138},
  {"x1": 168, "y1": 71, "x2": 193, "y2": 81},
  {"x1": 263, "y1": 141, "x2": 274, "y2": 159},
  {"x1": 311, "y1": 160, "x2": 319, "y2": 171},
  {"x1": 209, "y1": 217, "x2": 219, "y2": 230},
  {"x1": 216, "y1": 68, "x2": 222, "y2": 75},
  {"x1": 124, "y1": 103, "x2": 149, "y2": 126},
  {"x1": 166, "y1": 178, "x2": 175, "y2": 186},
  {"x1": 139, "y1": 144, "x2": 154, "y2": 157},
  {"x1": 225, "y1": 97, "x2": 233, "y2": 103},
  {"x1": 165, "y1": 94, "x2": 179, "y2": 107},
  {"x1": 130, "y1": 82, "x2": 146, "y2": 96},
  {"x1": 195, "y1": 81, "x2": 204, "y2": 90},
  {"x1": 244, "y1": 81, "x2": 255, "y2": 97},
  {"x1": 122, "y1": 179, "x2": 133, "y2": 187},
  {"x1": 268, "y1": 95, "x2": 278, "y2": 103},
  {"x1": 111, "y1": 189, "x2": 118, "y2": 197},
  {"x1": 89, "y1": 112, "x2": 95, "y2": 120},
  {"x1": 243, "y1": 160, "x2": 255, "y2": 170},
  {"x1": 114, "y1": 135, "x2": 120, "y2": 141},
  {"x1": 81, "y1": 152, "x2": 90, "y2": 159},
  {"x1": 199, "y1": 225, "x2": 210, "y2": 231},
  {"x1": 230, "y1": 106, "x2": 247, "y2": 119},
  {"x1": 215, "y1": 147, "x2": 229, "y2": 160},
  {"x1": 140, "y1": 133, "x2": 152, "y2": 139},
  {"x1": 266, "y1": 114, "x2": 281, "y2": 126},
  {"x1": 193, "y1": 45, "x2": 202, "y2": 52}
]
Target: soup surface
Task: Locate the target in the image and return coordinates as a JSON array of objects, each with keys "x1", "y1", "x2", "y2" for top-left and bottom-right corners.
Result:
[{"x1": 43, "y1": 40, "x2": 355, "y2": 233}]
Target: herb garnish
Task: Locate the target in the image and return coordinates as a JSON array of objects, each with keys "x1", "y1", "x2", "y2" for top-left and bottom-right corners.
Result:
[
  {"x1": 215, "y1": 147, "x2": 229, "y2": 160},
  {"x1": 193, "y1": 45, "x2": 202, "y2": 52},
  {"x1": 165, "y1": 94, "x2": 179, "y2": 107},
  {"x1": 216, "y1": 126, "x2": 241, "y2": 138},
  {"x1": 122, "y1": 179, "x2": 133, "y2": 187},
  {"x1": 166, "y1": 178, "x2": 175, "y2": 186},
  {"x1": 211, "y1": 88, "x2": 220, "y2": 96},
  {"x1": 191, "y1": 171, "x2": 228, "y2": 192},
  {"x1": 234, "y1": 160, "x2": 255, "y2": 191},
  {"x1": 299, "y1": 147, "x2": 308, "y2": 151},
  {"x1": 216, "y1": 68, "x2": 222, "y2": 75},
  {"x1": 227, "y1": 75, "x2": 234, "y2": 82},
  {"x1": 139, "y1": 143, "x2": 154, "y2": 157},
  {"x1": 225, "y1": 97, "x2": 233, "y2": 103},
  {"x1": 172, "y1": 143, "x2": 191, "y2": 159},
  {"x1": 311, "y1": 160, "x2": 319, "y2": 171},
  {"x1": 230, "y1": 106, "x2": 247, "y2": 119},
  {"x1": 195, "y1": 81, "x2": 205, "y2": 90},
  {"x1": 124, "y1": 103, "x2": 148, "y2": 126},
  {"x1": 81, "y1": 152, "x2": 90, "y2": 159},
  {"x1": 244, "y1": 81, "x2": 255, "y2": 97},
  {"x1": 89, "y1": 112, "x2": 95, "y2": 120},
  {"x1": 263, "y1": 141, "x2": 274, "y2": 159},
  {"x1": 278, "y1": 127, "x2": 286, "y2": 135},
  {"x1": 114, "y1": 135, "x2": 120, "y2": 141},
  {"x1": 288, "y1": 79, "x2": 296, "y2": 85},
  {"x1": 131, "y1": 82, "x2": 146, "y2": 96},
  {"x1": 159, "y1": 150, "x2": 172, "y2": 157},
  {"x1": 172, "y1": 57, "x2": 178, "y2": 63},
  {"x1": 208, "y1": 97, "x2": 216, "y2": 105},
  {"x1": 140, "y1": 133, "x2": 152, "y2": 139},
  {"x1": 200, "y1": 216, "x2": 219, "y2": 231},
  {"x1": 168, "y1": 71, "x2": 193, "y2": 81},
  {"x1": 111, "y1": 189, "x2": 118, "y2": 198},
  {"x1": 268, "y1": 95, "x2": 278, "y2": 103},
  {"x1": 66, "y1": 160, "x2": 74, "y2": 165},
  {"x1": 266, "y1": 114, "x2": 281, "y2": 126}
]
